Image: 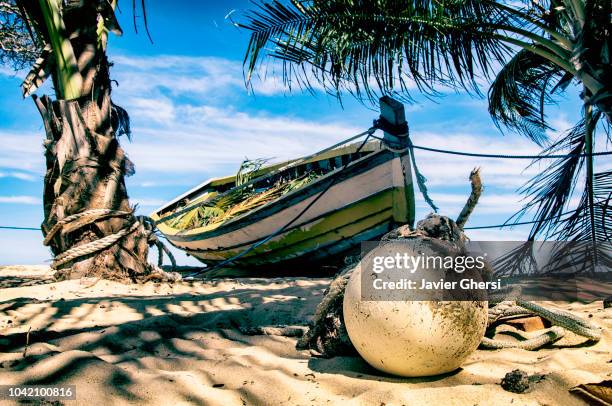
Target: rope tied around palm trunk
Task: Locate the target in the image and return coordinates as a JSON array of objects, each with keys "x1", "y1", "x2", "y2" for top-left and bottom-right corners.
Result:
[
  {"x1": 51, "y1": 220, "x2": 141, "y2": 269},
  {"x1": 48, "y1": 209, "x2": 177, "y2": 279},
  {"x1": 43, "y1": 208, "x2": 131, "y2": 246}
]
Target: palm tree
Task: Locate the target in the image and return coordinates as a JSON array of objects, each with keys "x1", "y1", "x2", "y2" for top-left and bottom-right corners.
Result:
[
  {"x1": 1, "y1": 0, "x2": 169, "y2": 281},
  {"x1": 239, "y1": 0, "x2": 611, "y2": 270}
]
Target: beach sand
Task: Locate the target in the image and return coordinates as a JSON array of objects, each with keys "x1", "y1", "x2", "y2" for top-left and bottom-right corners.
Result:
[{"x1": 0, "y1": 265, "x2": 610, "y2": 405}]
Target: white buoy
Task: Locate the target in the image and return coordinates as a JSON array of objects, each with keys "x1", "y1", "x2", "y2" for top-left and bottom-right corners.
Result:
[{"x1": 343, "y1": 258, "x2": 488, "y2": 377}]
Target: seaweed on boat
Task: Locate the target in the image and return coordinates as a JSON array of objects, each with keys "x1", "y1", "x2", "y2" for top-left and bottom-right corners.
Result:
[{"x1": 167, "y1": 158, "x2": 321, "y2": 231}]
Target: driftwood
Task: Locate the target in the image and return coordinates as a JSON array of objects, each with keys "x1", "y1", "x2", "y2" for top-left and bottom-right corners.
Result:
[
  {"x1": 456, "y1": 168, "x2": 483, "y2": 229},
  {"x1": 296, "y1": 169, "x2": 483, "y2": 357}
]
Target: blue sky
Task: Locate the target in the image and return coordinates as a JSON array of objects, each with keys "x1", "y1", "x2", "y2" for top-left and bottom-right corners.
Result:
[{"x1": 0, "y1": 1, "x2": 586, "y2": 265}]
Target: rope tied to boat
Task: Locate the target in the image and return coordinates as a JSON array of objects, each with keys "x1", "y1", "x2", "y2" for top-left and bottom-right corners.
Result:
[{"x1": 371, "y1": 119, "x2": 439, "y2": 213}]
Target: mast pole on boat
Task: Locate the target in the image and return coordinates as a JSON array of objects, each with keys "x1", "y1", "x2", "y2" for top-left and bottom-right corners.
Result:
[{"x1": 378, "y1": 96, "x2": 416, "y2": 229}]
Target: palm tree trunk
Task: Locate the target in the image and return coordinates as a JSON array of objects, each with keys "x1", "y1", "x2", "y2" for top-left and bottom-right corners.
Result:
[
  {"x1": 584, "y1": 98, "x2": 597, "y2": 250},
  {"x1": 577, "y1": 71, "x2": 612, "y2": 124},
  {"x1": 35, "y1": 94, "x2": 152, "y2": 281},
  {"x1": 31, "y1": 2, "x2": 153, "y2": 281}
]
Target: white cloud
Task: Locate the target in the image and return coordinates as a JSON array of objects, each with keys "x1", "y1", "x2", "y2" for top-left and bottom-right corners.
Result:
[
  {"x1": 0, "y1": 171, "x2": 37, "y2": 181},
  {"x1": 126, "y1": 97, "x2": 176, "y2": 124},
  {"x1": 110, "y1": 54, "x2": 291, "y2": 98},
  {"x1": 0, "y1": 195, "x2": 41, "y2": 204},
  {"x1": 0, "y1": 131, "x2": 44, "y2": 173},
  {"x1": 122, "y1": 102, "x2": 361, "y2": 175}
]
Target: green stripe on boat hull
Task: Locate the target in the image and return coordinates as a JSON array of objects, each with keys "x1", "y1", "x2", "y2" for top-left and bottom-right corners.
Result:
[{"x1": 184, "y1": 189, "x2": 397, "y2": 267}]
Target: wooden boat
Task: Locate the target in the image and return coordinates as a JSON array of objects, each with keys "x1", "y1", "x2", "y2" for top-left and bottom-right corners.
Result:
[{"x1": 150, "y1": 97, "x2": 416, "y2": 269}]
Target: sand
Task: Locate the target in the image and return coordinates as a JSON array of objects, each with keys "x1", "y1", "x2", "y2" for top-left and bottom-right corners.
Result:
[{"x1": 0, "y1": 265, "x2": 610, "y2": 405}]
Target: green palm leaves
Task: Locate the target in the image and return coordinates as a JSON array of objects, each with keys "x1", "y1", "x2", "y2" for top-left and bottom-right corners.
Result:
[
  {"x1": 241, "y1": 0, "x2": 507, "y2": 101},
  {"x1": 37, "y1": 0, "x2": 82, "y2": 100},
  {"x1": 13, "y1": 0, "x2": 149, "y2": 100}
]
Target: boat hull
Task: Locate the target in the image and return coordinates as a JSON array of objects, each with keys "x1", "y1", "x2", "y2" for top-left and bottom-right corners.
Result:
[{"x1": 152, "y1": 147, "x2": 415, "y2": 268}]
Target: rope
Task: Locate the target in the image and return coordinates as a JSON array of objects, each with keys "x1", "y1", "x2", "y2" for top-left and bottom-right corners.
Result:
[
  {"x1": 372, "y1": 128, "x2": 612, "y2": 159},
  {"x1": 138, "y1": 215, "x2": 177, "y2": 271},
  {"x1": 481, "y1": 326, "x2": 567, "y2": 350},
  {"x1": 463, "y1": 210, "x2": 578, "y2": 230},
  {"x1": 407, "y1": 138, "x2": 439, "y2": 212},
  {"x1": 0, "y1": 226, "x2": 40, "y2": 231},
  {"x1": 481, "y1": 300, "x2": 602, "y2": 350},
  {"x1": 371, "y1": 133, "x2": 438, "y2": 211},
  {"x1": 51, "y1": 221, "x2": 141, "y2": 269},
  {"x1": 410, "y1": 144, "x2": 612, "y2": 159},
  {"x1": 43, "y1": 209, "x2": 131, "y2": 246},
  {"x1": 517, "y1": 300, "x2": 601, "y2": 341},
  {"x1": 0, "y1": 206, "x2": 579, "y2": 233}
]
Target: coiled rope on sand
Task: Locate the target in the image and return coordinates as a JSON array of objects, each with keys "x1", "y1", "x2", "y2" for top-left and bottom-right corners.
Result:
[{"x1": 481, "y1": 300, "x2": 602, "y2": 350}]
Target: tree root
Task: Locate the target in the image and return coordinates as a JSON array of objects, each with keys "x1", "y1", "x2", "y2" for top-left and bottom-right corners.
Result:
[{"x1": 142, "y1": 268, "x2": 182, "y2": 283}]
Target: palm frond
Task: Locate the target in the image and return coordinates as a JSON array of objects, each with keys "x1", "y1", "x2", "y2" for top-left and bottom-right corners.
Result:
[
  {"x1": 408, "y1": 143, "x2": 438, "y2": 212},
  {"x1": 240, "y1": 0, "x2": 510, "y2": 103},
  {"x1": 38, "y1": 0, "x2": 83, "y2": 99},
  {"x1": 131, "y1": 0, "x2": 153, "y2": 43},
  {"x1": 491, "y1": 240, "x2": 538, "y2": 277},
  {"x1": 510, "y1": 118, "x2": 590, "y2": 239},
  {"x1": 488, "y1": 49, "x2": 566, "y2": 145},
  {"x1": 111, "y1": 101, "x2": 131, "y2": 139},
  {"x1": 537, "y1": 169, "x2": 612, "y2": 273},
  {"x1": 508, "y1": 111, "x2": 611, "y2": 273},
  {"x1": 167, "y1": 171, "x2": 321, "y2": 231},
  {"x1": 549, "y1": 170, "x2": 612, "y2": 263},
  {"x1": 20, "y1": 43, "x2": 53, "y2": 96},
  {"x1": 236, "y1": 157, "x2": 272, "y2": 186}
]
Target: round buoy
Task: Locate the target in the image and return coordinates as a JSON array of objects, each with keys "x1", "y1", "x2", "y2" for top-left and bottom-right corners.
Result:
[{"x1": 343, "y1": 242, "x2": 488, "y2": 377}]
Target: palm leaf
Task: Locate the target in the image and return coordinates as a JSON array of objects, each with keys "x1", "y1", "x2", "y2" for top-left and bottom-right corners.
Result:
[
  {"x1": 547, "y1": 170, "x2": 612, "y2": 271},
  {"x1": 239, "y1": 0, "x2": 510, "y2": 103},
  {"x1": 111, "y1": 101, "x2": 131, "y2": 139},
  {"x1": 488, "y1": 48, "x2": 565, "y2": 146},
  {"x1": 20, "y1": 43, "x2": 53, "y2": 96},
  {"x1": 36, "y1": 0, "x2": 83, "y2": 100},
  {"x1": 510, "y1": 118, "x2": 589, "y2": 239},
  {"x1": 491, "y1": 240, "x2": 538, "y2": 277},
  {"x1": 168, "y1": 171, "x2": 321, "y2": 231},
  {"x1": 507, "y1": 111, "x2": 610, "y2": 273}
]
